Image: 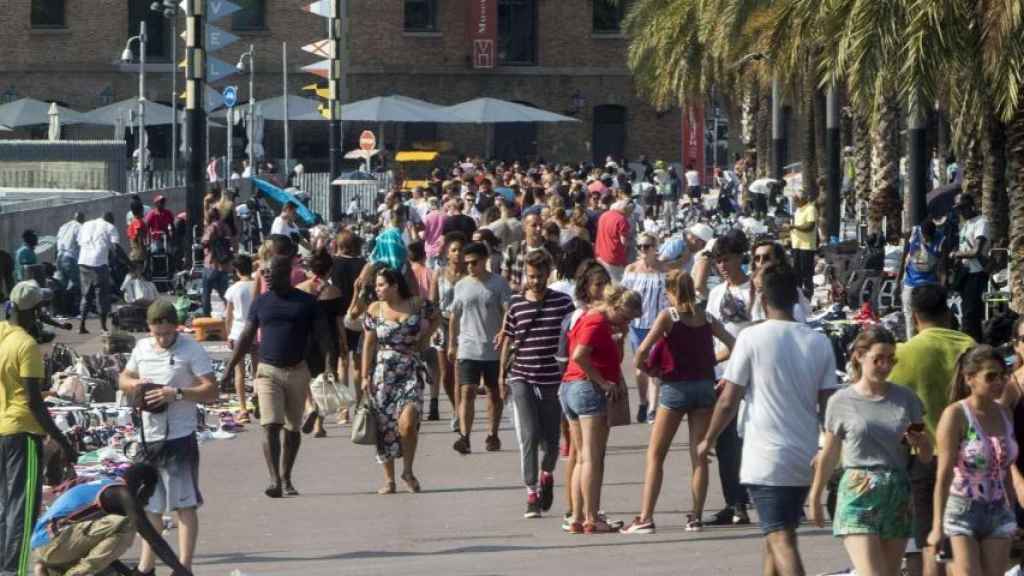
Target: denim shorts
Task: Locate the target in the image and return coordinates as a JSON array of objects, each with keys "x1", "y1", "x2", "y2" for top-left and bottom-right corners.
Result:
[
  {"x1": 629, "y1": 327, "x2": 650, "y2": 352},
  {"x1": 659, "y1": 379, "x2": 716, "y2": 412},
  {"x1": 559, "y1": 380, "x2": 607, "y2": 421},
  {"x1": 943, "y1": 494, "x2": 1017, "y2": 540},
  {"x1": 747, "y1": 484, "x2": 809, "y2": 535}
]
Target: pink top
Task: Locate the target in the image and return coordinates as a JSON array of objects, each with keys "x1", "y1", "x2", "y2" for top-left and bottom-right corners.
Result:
[
  {"x1": 423, "y1": 210, "x2": 446, "y2": 259},
  {"x1": 411, "y1": 262, "x2": 432, "y2": 299},
  {"x1": 951, "y1": 400, "x2": 1018, "y2": 502}
]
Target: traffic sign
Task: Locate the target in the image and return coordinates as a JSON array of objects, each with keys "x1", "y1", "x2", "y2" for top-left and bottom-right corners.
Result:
[
  {"x1": 223, "y1": 86, "x2": 238, "y2": 108},
  {"x1": 359, "y1": 130, "x2": 376, "y2": 151}
]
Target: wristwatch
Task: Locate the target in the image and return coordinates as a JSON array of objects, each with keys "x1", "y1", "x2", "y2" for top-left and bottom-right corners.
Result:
[{"x1": 174, "y1": 388, "x2": 184, "y2": 402}]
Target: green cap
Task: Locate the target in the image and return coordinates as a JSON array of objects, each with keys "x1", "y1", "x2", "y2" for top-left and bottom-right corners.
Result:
[{"x1": 146, "y1": 300, "x2": 179, "y2": 325}]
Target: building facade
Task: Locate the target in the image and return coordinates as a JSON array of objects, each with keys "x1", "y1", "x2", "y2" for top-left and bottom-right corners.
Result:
[{"x1": 0, "y1": 0, "x2": 683, "y2": 168}]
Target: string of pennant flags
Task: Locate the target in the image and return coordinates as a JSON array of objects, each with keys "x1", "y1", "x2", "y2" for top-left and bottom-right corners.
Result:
[
  {"x1": 301, "y1": 1, "x2": 341, "y2": 119},
  {"x1": 174, "y1": 0, "x2": 243, "y2": 111}
]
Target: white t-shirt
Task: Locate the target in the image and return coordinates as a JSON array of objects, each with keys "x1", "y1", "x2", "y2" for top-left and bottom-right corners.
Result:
[
  {"x1": 56, "y1": 220, "x2": 81, "y2": 259},
  {"x1": 685, "y1": 170, "x2": 701, "y2": 187},
  {"x1": 224, "y1": 279, "x2": 256, "y2": 340},
  {"x1": 76, "y1": 218, "x2": 119, "y2": 267},
  {"x1": 126, "y1": 334, "x2": 214, "y2": 441},
  {"x1": 722, "y1": 320, "x2": 838, "y2": 486},
  {"x1": 749, "y1": 178, "x2": 774, "y2": 195},
  {"x1": 706, "y1": 280, "x2": 753, "y2": 377},
  {"x1": 270, "y1": 215, "x2": 299, "y2": 237},
  {"x1": 959, "y1": 215, "x2": 990, "y2": 274}
]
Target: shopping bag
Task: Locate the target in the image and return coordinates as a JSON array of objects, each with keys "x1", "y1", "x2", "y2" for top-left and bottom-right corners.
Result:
[
  {"x1": 310, "y1": 373, "x2": 343, "y2": 415},
  {"x1": 606, "y1": 382, "x2": 631, "y2": 428}
]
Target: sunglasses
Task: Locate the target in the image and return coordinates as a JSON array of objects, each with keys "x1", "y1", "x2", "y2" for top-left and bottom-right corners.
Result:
[{"x1": 638, "y1": 244, "x2": 656, "y2": 250}]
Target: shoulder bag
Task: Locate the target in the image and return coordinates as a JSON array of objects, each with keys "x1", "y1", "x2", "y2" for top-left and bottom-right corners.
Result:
[{"x1": 350, "y1": 398, "x2": 378, "y2": 446}]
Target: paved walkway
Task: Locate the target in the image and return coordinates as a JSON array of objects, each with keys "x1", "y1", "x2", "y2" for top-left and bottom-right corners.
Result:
[{"x1": 49, "y1": 321, "x2": 851, "y2": 576}]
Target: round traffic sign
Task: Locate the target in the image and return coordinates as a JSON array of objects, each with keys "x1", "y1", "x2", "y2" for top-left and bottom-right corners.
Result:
[
  {"x1": 223, "y1": 86, "x2": 238, "y2": 108},
  {"x1": 359, "y1": 130, "x2": 376, "y2": 151}
]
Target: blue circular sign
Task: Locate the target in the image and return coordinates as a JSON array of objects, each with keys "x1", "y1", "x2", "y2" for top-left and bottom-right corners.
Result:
[{"x1": 223, "y1": 86, "x2": 238, "y2": 108}]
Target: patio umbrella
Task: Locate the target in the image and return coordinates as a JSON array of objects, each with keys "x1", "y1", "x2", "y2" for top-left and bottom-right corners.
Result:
[
  {"x1": 332, "y1": 170, "x2": 377, "y2": 185},
  {"x1": 0, "y1": 124, "x2": 11, "y2": 132},
  {"x1": 442, "y1": 98, "x2": 581, "y2": 123},
  {"x1": 47, "y1": 103, "x2": 60, "y2": 141},
  {"x1": 340, "y1": 96, "x2": 452, "y2": 123},
  {"x1": 78, "y1": 98, "x2": 177, "y2": 126},
  {"x1": 235, "y1": 95, "x2": 324, "y2": 121},
  {"x1": 0, "y1": 98, "x2": 85, "y2": 128}
]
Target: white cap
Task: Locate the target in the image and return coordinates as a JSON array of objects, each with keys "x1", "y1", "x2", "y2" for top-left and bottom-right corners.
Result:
[{"x1": 687, "y1": 223, "x2": 715, "y2": 244}]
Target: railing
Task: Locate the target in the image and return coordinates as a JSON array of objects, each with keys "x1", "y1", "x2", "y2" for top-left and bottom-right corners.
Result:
[
  {"x1": 298, "y1": 171, "x2": 394, "y2": 220},
  {"x1": 124, "y1": 170, "x2": 188, "y2": 194}
]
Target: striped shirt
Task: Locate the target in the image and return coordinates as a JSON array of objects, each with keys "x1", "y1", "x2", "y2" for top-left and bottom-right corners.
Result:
[{"x1": 503, "y1": 289, "x2": 575, "y2": 386}]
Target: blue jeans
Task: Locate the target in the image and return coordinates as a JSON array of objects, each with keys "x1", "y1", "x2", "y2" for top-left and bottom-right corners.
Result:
[
  {"x1": 716, "y1": 416, "x2": 749, "y2": 508},
  {"x1": 559, "y1": 380, "x2": 607, "y2": 420},
  {"x1": 201, "y1": 268, "x2": 229, "y2": 317},
  {"x1": 748, "y1": 485, "x2": 810, "y2": 534}
]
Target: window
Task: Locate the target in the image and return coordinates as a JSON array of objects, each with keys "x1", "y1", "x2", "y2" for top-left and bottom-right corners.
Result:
[
  {"x1": 593, "y1": 0, "x2": 627, "y2": 33},
  {"x1": 232, "y1": 0, "x2": 266, "y2": 31},
  {"x1": 128, "y1": 0, "x2": 170, "y2": 61},
  {"x1": 404, "y1": 0, "x2": 437, "y2": 32},
  {"x1": 31, "y1": 0, "x2": 65, "y2": 28},
  {"x1": 498, "y1": 0, "x2": 537, "y2": 65}
]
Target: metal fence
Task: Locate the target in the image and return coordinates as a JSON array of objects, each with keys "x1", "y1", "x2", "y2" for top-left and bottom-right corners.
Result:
[
  {"x1": 124, "y1": 170, "x2": 188, "y2": 194},
  {"x1": 0, "y1": 140, "x2": 128, "y2": 192},
  {"x1": 298, "y1": 171, "x2": 394, "y2": 220}
]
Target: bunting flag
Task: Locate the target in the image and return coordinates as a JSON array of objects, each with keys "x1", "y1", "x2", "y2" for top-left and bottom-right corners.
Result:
[
  {"x1": 205, "y1": 0, "x2": 241, "y2": 23},
  {"x1": 207, "y1": 56, "x2": 238, "y2": 83},
  {"x1": 301, "y1": 60, "x2": 330, "y2": 79},
  {"x1": 301, "y1": 39, "x2": 331, "y2": 58},
  {"x1": 180, "y1": 24, "x2": 239, "y2": 52},
  {"x1": 303, "y1": 0, "x2": 331, "y2": 18}
]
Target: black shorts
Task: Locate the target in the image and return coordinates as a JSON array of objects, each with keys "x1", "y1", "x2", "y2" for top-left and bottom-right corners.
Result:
[
  {"x1": 688, "y1": 185, "x2": 702, "y2": 199},
  {"x1": 457, "y1": 359, "x2": 499, "y2": 390},
  {"x1": 344, "y1": 329, "x2": 361, "y2": 356},
  {"x1": 909, "y1": 456, "x2": 937, "y2": 549}
]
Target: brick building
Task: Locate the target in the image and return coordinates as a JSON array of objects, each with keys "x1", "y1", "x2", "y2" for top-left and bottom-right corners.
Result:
[{"x1": 0, "y1": 0, "x2": 683, "y2": 168}]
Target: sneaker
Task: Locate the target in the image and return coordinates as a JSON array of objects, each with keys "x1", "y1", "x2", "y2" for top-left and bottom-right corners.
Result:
[
  {"x1": 636, "y1": 403, "x2": 648, "y2": 424},
  {"x1": 539, "y1": 472, "x2": 554, "y2": 512},
  {"x1": 450, "y1": 417, "x2": 460, "y2": 433},
  {"x1": 524, "y1": 493, "x2": 541, "y2": 519},
  {"x1": 685, "y1": 513, "x2": 704, "y2": 532},
  {"x1": 584, "y1": 519, "x2": 618, "y2": 534},
  {"x1": 452, "y1": 434, "x2": 471, "y2": 455},
  {"x1": 485, "y1": 434, "x2": 501, "y2": 452},
  {"x1": 597, "y1": 511, "x2": 624, "y2": 530},
  {"x1": 705, "y1": 507, "x2": 735, "y2": 526},
  {"x1": 733, "y1": 505, "x2": 751, "y2": 525},
  {"x1": 427, "y1": 398, "x2": 440, "y2": 421},
  {"x1": 620, "y1": 516, "x2": 656, "y2": 534},
  {"x1": 561, "y1": 512, "x2": 574, "y2": 532}
]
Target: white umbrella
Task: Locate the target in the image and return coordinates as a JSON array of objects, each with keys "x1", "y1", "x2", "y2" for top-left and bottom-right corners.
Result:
[
  {"x1": 214, "y1": 95, "x2": 324, "y2": 121},
  {"x1": 443, "y1": 97, "x2": 581, "y2": 123},
  {"x1": 340, "y1": 95, "x2": 452, "y2": 123},
  {"x1": 0, "y1": 98, "x2": 85, "y2": 128},
  {"x1": 0, "y1": 124, "x2": 11, "y2": 132},
  {"x1": 47, "y1": 102, "x2": 60, "y2": 141},
  {"x1": 78, "y1": 98, "x2": 177, "y2": 126}
]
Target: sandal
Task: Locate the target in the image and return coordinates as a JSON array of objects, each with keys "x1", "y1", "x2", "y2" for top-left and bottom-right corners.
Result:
[
  {"x1": 401, "y1": 473, "x2": 421, "y2": 493},
  {"x1": 377, "y1": 482, "x2": 396, "y2": 495},
  {"x1": 313, "y1": 428, "x2": 327, "y2": 438},
  {"x1": 583, "y1": 519, "x2": 617, "y2": 534},
  {"x1": 236, "y1": 411, "x2": 251, "y2": 424},
  {"x1": 685, "y1": 514, "x2": 704, "y2": 532}
]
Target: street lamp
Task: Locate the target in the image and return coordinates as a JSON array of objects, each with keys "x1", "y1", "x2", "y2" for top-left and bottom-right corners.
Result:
[
  {"x1": 151, "y1": 1, "x2": 179, "y2": 178},
  {"x1": 237, "y1": 44, "x2": 256, "y2": 181},
  {"x1": 122, "y1": 21, "x2": 147, "y2": 193}
]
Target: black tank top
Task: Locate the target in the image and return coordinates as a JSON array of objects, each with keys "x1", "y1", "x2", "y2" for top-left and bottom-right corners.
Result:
[{"x1": 1014, "y1": 375, "x2": 1024, "y2": 474}]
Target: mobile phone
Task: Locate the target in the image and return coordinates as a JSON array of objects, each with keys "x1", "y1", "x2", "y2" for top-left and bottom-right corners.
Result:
[{"x1": 906, "y1": 423, "x2": 926, "y2": 434}]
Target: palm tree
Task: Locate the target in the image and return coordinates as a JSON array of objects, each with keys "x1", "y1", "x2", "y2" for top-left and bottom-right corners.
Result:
[
  {"x1": 1009, "y1": 109, "x2": 1024, "y2": 310},
  {"x1": 852, "y1": 111, "x2": 872, "y2": 224}
]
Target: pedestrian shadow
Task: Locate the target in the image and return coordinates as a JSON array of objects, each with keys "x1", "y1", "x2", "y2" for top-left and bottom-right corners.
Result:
[
  {"x1": 305, "y1": 480, "x2": 643, "y2": 497},
  {"x1": 193, "y1": 531, "x2": 769, "y2": 568}
]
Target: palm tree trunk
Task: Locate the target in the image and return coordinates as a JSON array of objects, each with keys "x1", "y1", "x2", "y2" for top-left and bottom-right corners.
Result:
[
  {"x1": 1008, "y1": 108, "x2": 1024, "y2": 312},
  {"x1": 853, "y1": 110, "x2": 872, "y2": 225},
  {"x1": 961, "y1": 130, "x2": 983, "y2": 200},
  {"x1": 869, "y1": 100, "x2": 901, "y2": 238},
  {"x1": 982, "y1": 112, "x2": 1008, "y2": 247},
  {"x1": 757, "y1": 89, "x2": 771, "y2": 177}
]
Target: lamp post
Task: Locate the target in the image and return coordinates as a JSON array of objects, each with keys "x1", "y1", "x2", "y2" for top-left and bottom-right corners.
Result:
[
  {"x1": 237, "y1": 44, "x2": 255, "y2": 182},
  {"x1": 122, "y1": 21, "x2": 147, "y2": 193},
  {"x1": 151, "y1": 1, "x2": 178, "y2": 178}
]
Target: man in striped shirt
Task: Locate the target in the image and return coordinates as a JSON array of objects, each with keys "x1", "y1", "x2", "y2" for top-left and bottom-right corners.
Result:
[{"x1": 500, "y1": 250, "x2": 575, "y2": 519}]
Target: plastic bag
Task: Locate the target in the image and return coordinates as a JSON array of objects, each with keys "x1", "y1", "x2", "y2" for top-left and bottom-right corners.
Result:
[{"x1": 310, "y1": 373, "x2": 343, "y2": 415}]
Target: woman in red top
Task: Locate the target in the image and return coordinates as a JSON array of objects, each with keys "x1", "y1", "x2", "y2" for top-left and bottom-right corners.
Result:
[
  {"x1": 562, "y1": 284, "x2": 641, "y2": 534},
  {"x1": 622, "y1": 270, "x2": 735, "y2": 534}
]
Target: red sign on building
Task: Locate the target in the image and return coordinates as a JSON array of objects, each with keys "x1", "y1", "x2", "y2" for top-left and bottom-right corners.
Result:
[
  {"x1": 681, "y1": 105, "x2": 705, "y2": 180},
  {"x1": 469, "y1": 0, "x2": 497, "y2": 69}
]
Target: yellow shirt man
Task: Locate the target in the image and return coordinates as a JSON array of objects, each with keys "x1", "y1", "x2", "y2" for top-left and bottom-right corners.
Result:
[
  {"x1": 0, "y1": 320, "x2": 45, "y2": 436},
  {"x1": 791, "y1": 202, "x2": 818, "y2": 251}
]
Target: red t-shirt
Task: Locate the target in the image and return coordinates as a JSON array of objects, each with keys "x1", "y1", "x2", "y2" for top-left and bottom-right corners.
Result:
[
  {"x1": 562, "y1": 310, "x2": 621, "y2": 385},
  {"x1": 144, "y1": 208, "x2": 174, "y2": 239},
  {"x1": 595, "y1": 210, "x2": 630, "y2": 266}
]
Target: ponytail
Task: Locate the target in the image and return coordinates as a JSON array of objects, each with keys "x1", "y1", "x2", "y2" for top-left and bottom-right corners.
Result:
[{"x1": 948, "y1": 344, "x2": 1006, "y2": 404}]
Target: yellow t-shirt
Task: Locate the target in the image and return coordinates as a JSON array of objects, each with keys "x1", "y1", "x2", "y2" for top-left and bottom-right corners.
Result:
[
  {"x1": 0, "y1": 321, "x2": 45, "y2": 436},
  {"x1": 791, "y1": 203, "x2": 818, "y2": 250}
]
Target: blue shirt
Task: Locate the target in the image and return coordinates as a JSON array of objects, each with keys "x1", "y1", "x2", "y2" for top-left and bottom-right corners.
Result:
[
  {"x1": 15, "y1": 245, "x2": 37, "y2": 281},
  {"x1": 248, "y1": 288, "x2": 318, "y2": 367},
  {"x1": 32, "y1": 477, "x2": 121, "y2": 549},
  {"x1": 903, "y1": 226, "x2": 943, "y2": 287}
]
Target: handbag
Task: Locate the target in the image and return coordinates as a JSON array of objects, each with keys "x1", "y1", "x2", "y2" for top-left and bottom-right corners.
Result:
[
  {"x1": 644, "y1": 308, "x2": 680, "y2": 378},
  {"x1": 350, "y1": 398, "x2": 378, "y2": 446},
  {"x1": 606, "y1": 382, "x2": 631, "y2": 428}
]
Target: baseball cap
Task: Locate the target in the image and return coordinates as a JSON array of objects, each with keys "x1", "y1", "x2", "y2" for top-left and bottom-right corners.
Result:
[
  {"x1": 9, "y1": 281, "x2": 52, "y2": 312},
  {"x1": 146, "y1": 300, "x2": 179, "y2": 325},
  {"x1": 153, "y1": 194, "x2": 166, "y2": 204},
  {"x1": 688, "y1": 223, "x2": 715, "y2": 244}
]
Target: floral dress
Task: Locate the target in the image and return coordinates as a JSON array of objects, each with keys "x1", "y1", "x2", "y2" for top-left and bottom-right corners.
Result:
[{"x1": 365, "y1": 301, "x2": 434, "y2": 463}]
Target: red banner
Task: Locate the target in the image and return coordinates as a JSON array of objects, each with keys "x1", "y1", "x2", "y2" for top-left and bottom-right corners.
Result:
[
  {"x1": 681, "y1": 105, "x2": 705, "y2": 180},
  {"x1": 469, "y1": 0, "x2": 497, "y2": 69}
]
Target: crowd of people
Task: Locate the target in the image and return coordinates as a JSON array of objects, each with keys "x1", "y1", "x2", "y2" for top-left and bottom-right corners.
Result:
[{"x1": 0, "y1": 153, "x2": 1014, "y2": 576}]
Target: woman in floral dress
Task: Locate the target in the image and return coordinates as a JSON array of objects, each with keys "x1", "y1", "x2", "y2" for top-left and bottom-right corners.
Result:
[{"x1": 362, "y1": 267, "x2": 439, "y2": 494}]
